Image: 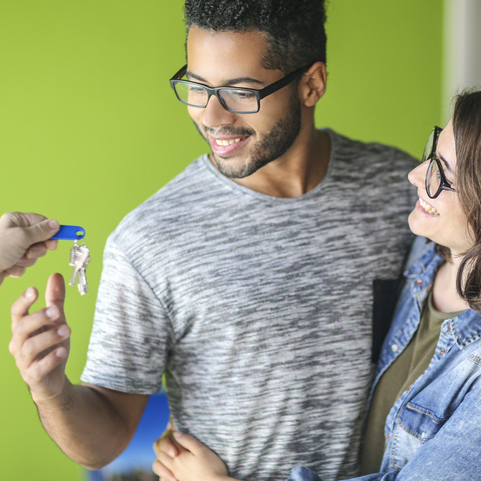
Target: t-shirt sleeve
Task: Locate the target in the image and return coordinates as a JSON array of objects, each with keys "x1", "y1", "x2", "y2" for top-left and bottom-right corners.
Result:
[{"x1": 81, "y1": 236, "x2": 171, "y2": 394}]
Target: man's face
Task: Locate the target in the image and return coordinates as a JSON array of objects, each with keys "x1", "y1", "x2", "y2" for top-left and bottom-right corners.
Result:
[{"x1": 185, "y1": 26, "x2": 302, "y2": 179}]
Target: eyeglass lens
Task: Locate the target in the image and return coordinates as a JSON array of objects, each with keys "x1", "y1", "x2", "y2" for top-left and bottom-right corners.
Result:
[
  {"x1": 422, "y1": 129, "x2": 436, "y2": 163},
  {"x1": 425, "y1": 158, "x2": 442, "y2": 198},
  {"x1": 174, "y1": 82, "x2": 259, "y2": 113}
]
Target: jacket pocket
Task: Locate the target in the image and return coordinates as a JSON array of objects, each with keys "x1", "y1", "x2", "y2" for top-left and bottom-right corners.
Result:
[{"x1": 389, "y1": 402, "x2": 446, "y2": 470}]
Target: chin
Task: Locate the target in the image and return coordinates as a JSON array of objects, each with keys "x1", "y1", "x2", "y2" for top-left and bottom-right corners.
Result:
[{"x1": 408, "y1": 212, "x2": 428, "y2": 239}]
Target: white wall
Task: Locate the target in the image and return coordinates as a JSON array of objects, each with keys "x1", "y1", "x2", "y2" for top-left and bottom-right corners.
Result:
[{"x1": 443, "y1": 0, "x2": 481, "y2": 120}]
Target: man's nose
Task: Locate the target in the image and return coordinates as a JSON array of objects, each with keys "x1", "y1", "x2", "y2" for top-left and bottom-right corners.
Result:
[{"x1": 201, "y1": 94, "x2": 236, "y2": 128}]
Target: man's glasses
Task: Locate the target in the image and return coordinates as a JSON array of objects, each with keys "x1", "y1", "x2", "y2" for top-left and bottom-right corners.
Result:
[
  {"x1": 169, "y1": 65, "x2": 310, "y2": 114},
  {"x1": 422, "y1": 126, "x2": 455, "y2": 199}
]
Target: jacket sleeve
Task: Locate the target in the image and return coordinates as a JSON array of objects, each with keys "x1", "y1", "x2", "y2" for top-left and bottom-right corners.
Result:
[{"x1": 286, "y1": 466, "x2": 398, "y2": 481}]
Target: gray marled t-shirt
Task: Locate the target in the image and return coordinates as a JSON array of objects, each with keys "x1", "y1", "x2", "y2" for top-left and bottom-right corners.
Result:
[{"x1": 82, "y1": 129, "x2": 417, "y2": 481}]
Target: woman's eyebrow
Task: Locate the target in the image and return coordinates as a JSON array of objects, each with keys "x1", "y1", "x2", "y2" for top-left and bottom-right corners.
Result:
[
  {"x1": 438, "y1": 152, "x2": 454, "y2": 173},
  {"x1": 186, "y1": 70, "x2": 264, "y2": 86}
]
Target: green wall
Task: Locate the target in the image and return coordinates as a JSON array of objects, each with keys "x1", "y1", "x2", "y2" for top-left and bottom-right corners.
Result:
[{"x1": 0, "y1": 2, "x2": 443, "y2": 480}]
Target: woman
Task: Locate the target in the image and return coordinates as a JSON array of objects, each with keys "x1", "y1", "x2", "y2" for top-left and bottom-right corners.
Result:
[{"x1": 154, "y1": 90, "x2": 481, "y2": 481}]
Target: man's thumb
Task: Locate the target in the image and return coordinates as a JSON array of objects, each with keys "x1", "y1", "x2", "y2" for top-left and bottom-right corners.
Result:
[{"x1": 45, "y1": 273, "x2": 66, "y2": 312}]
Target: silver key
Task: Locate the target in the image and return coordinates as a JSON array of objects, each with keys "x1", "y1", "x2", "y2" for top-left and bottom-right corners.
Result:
[
  {"x1": 77, "y1": 267, "x2": 89, "y2": 295},
  {"x1": 69, "y1": 242, "x2": 90, "y2": 294}
]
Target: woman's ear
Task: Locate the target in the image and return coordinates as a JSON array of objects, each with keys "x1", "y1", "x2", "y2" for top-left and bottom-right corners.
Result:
[{"x1": 299, "y1": 61, "x2": 327, "y2": 108}]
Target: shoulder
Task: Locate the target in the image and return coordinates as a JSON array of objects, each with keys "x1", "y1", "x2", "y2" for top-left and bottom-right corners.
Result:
[
  {"x1": 325, "y1": 129, "x2": 417, "y2": 204},
  {"x1": 108, "y1": 156, "x2": 211, "y2": 250},
  {"x1": 327, "y1": 129, "x2": 418, "y2": 172}
]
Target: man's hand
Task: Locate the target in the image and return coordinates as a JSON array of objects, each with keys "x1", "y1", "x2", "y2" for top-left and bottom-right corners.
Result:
[
  {"x1": 0, "y1": 212, "x2": 60, "y2": 284},
  {"x1": 9, "y1": 273, "x2": 70, "y2": 403},
  {"x1": 153, "y1": 431, "x2": 233, "y2": 481}
]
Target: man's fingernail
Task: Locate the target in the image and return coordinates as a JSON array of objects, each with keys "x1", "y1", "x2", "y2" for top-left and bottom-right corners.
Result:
[
  {"x1": 46, "y1": 305, "x2": 59, "y2": 318},
  {"x1": 58, "y1": 325, "x2": 69, "y2": 337},
  {"x1": 56, "y1": 347, "x2": 67, "y2": 358},
  {"x1": 48, "y1": 219, "x2": 59, "y2": 229},
  {"x1": 25, "y1": 287, "x2": 35, "y2": 300},
  {"x1": 173, "y1": 431, "x2": 183, "y2": 439}
]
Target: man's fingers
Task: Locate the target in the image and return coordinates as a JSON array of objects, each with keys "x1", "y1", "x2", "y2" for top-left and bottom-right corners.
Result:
[
  {"x1": 11, "y1": 287, "x2": 38, "y2": 326},
  {"x1": 11, "y1": 319, "x2": 69, "y2": 366},
  {"x1": 23, "y1": 344, "x2": 69, "y2": 384},
  {"x1": 45, "y1": 273, "x2": 66, "y2": 312},
  {"x1": 10, "y1": 303, "x2": 63, "y2": 357}
]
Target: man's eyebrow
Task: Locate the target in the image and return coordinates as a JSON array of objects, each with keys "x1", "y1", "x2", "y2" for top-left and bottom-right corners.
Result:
[{"x1": 186, "y1": 70, "x2": 265, "y2": 87}]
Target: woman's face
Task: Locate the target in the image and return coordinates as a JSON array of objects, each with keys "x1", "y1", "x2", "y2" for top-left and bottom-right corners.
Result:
[{"x1": 408, "y1": 120, "x2": 473, "y2": 256}]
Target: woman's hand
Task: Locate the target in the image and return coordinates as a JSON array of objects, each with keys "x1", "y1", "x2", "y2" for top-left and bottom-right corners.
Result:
[{"x1": 153, "y1": 431, "x2": 238, "y2": 481}]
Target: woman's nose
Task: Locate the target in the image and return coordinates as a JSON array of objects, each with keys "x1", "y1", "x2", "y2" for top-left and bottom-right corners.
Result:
[{"x1": 408, "y1": 162, "x2": 428, "y2": 189}]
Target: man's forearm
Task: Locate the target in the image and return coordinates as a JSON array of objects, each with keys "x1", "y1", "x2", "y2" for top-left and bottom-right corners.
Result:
[
  {"x1": 10, "y1": 276, "x2": 150, "y2": 470},
  {"x1": 35, "y1": 381, "x2": 136, "y2": 470}
]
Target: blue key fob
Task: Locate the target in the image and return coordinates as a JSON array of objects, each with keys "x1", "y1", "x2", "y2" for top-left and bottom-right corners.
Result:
[{"x1": 50, "y1": 225, "x2": 86, "y2": 241}]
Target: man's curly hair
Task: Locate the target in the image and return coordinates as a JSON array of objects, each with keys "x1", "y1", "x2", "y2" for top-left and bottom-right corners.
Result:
[{"x1": 183, "y1": 0, "x2": 327, "y2": 74}]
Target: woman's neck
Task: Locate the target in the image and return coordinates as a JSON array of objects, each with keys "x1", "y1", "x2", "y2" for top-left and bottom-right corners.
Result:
[{"x1": 431, "y1": 256, "x2": 470, "y2": 313}]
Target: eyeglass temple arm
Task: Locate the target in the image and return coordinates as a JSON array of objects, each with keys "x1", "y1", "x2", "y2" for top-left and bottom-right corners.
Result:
[
  {"x1": 171, "y1": 64, "x2": 188, "y2": 81},
  {"x1": 258, "y1": 65, "x2": 310, "y2": 99}
]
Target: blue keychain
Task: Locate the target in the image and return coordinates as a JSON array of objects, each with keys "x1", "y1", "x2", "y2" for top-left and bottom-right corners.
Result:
[
  {"x1": 50, "y1": 225, "x2": 90, "y2": 295},
  {"x1": 50, "y1": 225, "x2": 86, "y2": 241}
]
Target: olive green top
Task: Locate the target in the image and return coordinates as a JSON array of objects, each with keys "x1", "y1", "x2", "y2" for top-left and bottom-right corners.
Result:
[{"x1": 360, "y1": 292, "x2": 465, "y2": 474}]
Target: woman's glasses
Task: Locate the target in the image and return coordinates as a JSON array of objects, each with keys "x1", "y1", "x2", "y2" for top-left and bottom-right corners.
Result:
[{"x1": 422, "y1": 126, "x2": 455, "y2": 199}]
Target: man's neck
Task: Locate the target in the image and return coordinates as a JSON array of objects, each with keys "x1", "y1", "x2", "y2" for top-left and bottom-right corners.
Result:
[{"x1": 224, "y1": 129, "x2": 331, "y2": 198}]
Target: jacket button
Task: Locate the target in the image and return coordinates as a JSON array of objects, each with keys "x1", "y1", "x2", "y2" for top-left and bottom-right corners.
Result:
[
  {"x1": 440, "y1": 348, "x2": 446, "y2": 355},
  {"x1": 416, "y1": 279, "x2": 423, "y2": 286},
  {"x1": 391, "y1": 344, "x2": 399, "y2": 353},
  {"x1": 386, "y1": 434, "x2": 391, "y2": 441}
]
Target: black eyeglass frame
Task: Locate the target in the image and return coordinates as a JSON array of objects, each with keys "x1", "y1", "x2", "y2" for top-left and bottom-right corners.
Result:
[
  {"x1": 169, "y1": 64, "x2": 311, "y2": 114},
  {"x1": 423, "y1": 125, "x2": 455, "y2": 199}
]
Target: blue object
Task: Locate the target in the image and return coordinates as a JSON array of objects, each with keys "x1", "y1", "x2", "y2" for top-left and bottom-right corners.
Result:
[
  {"x1": 87, "y1": 390, "x2": 170, "y2": 480},
  {"x1": 50, "y1": 225, "x2": 85, "y2": 240}
]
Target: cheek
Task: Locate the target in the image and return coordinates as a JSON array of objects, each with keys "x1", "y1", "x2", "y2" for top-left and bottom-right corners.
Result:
[
  {"x1": 187, "y1": 105, "x2": 200, "y2": 123},
  {"x1": 407, "y1": 208, "x2": 424, "y2": 236},
  {"x1": 255, "y1": 91, "x2": 296, "y2": 128},
  {"x1": 451, "y1": 209, "x2": 471, "y2": 239}
]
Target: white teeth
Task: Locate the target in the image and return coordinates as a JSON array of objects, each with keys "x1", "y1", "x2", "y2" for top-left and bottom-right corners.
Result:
[
  {"x1": 419, "y1": 198, "x2": 439, "y2": 215},
  {"x1": 215, "y1": 138, "x2": 241, "y2": 146}
]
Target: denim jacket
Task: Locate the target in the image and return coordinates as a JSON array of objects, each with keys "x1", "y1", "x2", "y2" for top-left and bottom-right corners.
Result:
[{"x1": 288, "y1": 244, "x2": 481, "y2": 481}]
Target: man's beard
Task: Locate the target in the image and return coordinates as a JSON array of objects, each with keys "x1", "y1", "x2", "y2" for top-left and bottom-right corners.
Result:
[{"x1": 195, "y1": 94, "x2": 302, "y2": 179}]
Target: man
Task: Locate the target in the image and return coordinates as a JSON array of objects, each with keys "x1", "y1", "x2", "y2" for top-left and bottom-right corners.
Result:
[
  {"x1": 0, "y1": 212, "x2": 59, "y2": 285},
  {"x1": 9, "y1": 2, "x2": 417, "y2": 480}
]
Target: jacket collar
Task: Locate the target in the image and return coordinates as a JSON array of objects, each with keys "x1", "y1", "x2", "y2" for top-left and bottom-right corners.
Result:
[{"x1": 405, "y1": 243, "x2": 481, "y2": 348}]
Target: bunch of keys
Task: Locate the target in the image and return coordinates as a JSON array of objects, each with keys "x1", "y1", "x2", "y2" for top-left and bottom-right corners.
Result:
[{"x1": 51, "y1": 225, "x2": 90, "y2": 295}]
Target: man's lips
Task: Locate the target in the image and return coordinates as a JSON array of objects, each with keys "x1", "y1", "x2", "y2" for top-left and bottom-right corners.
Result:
[{"x1": 209, "y1": 135, "x2": 250, "y2": 156}]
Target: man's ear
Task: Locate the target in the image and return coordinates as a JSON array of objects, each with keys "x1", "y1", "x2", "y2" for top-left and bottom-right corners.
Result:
[{"x1": 299, "y1": 62, "x2": 327, "y2": 107}]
